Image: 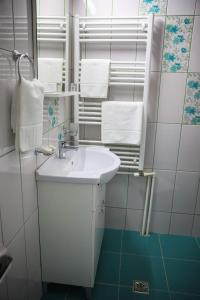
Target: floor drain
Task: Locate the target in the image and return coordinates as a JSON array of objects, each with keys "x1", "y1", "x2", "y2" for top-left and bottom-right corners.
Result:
[{"x1": 133, "y1": 280, "x2": 149, "y2": 295}]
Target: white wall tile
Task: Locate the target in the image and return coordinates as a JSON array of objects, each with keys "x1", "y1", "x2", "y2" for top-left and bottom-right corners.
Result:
[
  {"x1": 109, "y1": 86, "x2": 134, "y2": 102},
  {"x1": 144, "y1": 123, "x2": 156, "y2": 169},
  {"x1": 195, "y1": 187, "x2": 200, "y2": 214},
  {"x1": 0, "y1": 152, "x2": 23, "y2": 245},
  {"x1": 112, "y1": 0, "x2": 139, "y2": 16},
  {"x1": 189, "y1": 17, "x2": 200, "y2": 72},
  {"x1": 127, "y1": 176, "x2": 146, "y2": 209},
  {"x1": 38, "y1": 44, "x2": 64, "y2": 59},
  {"x1": 158, "y1": 73, "x2": 187, "y2": 124},
  {"x1": 86, "y1": 44, "x2": 110, "y2": 59},
  {"x1": 167, "y1": 0, "x2": 196, "y2": 15},
  {"x1": 125, "y1": 209, "x2": 143, "y2": 231},
  {"x1": 7, "y1": 228, "x2": 28, "y2": 300},
  {"x1": 13, "y1": 0, "x2": 28, "y2": 56},
  {"x1": 150, "y1": 212, "x2": 170, "y2": 234},
  {"x1": 172, "y1": 172, "x2": 199, "y2": 214},
  {"x1": 136, "y1": 43, "x2": 146, "y2": 62},
  {"x1": 0, "y1": 212, "x2": 3, "y2": 244},
  {"x1": 36, "y1": 132, "x2": 49, "y2": 168},
  {"x1": 86, "y1": 0, "x2": 112, "y2": 16},
  {"x1": 153, "y1": 170, "x2": 176, "y2": 212},
  {"x1": 106, "y1": 175, "x2": 128, "y2": 208},
  {"x1": 192, "y1": 215, "x2": 200, "y2": 236},
  {"x1": 48, "y1": 126, "x2": 59, "y2": 147},
  {"x1": 25, "y1": 211, "x2": 42, "y2": 300},
  {"x1": 178, "y1": 125, "x2": 200, "y2": 172},
  {"x1": 170, "y1": 213, "x2": 193, "y2": 236},
  {"x1": 134, "y1": 86, "x2": 143, "y2": 102},
  {"x1": 111, "y1": 44, "x2": 137, "y2": 61},
  {"x1": 84, "y1": 125, "x2": 101, "y2": 140},
  {"x1": 151, "y1": 17, "x2": 165, "y2": 72},
  {"x1": 0, "y1": 0, "x2": 13, "y2": 15},
  {"x1": 154, "y1": 124, "x2": 181, "y2": 170},
  {"x1": 195, "y1": 0, "x2": 200, "y2": 15},
  {"x1": 73, "y1": 0, "x2": 86, "y2": 15},
  {"x1": 39, "y1": 0, "x2": 65, "y2": 16},
  {"x1": 0, "y1": 80, "x2": 15, "y2": 153},
  {"x1": 20, "y1": 152, "x2": 37, "y2": 222},
  {"x1": 68, "y1": 0, "x2": 73, "y2": 15},
  {"x1": 105, "y1": 207, "x2": 126, "y2": 229},
  {"x1": 0, "y1": 0, "x2": 14, "y2": 50},
  {"x1": 147, "y1": 72, "x2": 160, "y2": 123}
]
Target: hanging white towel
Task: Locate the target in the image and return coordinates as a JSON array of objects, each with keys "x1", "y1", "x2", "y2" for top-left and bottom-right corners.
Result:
[
  {"x1": 80, "y1": 59, "x2": 110, "y2": 98},
  {"x1": 38, "y1": 58, "x2": 63, "y2": 92},
  {"x1": 102, "y1": 101, "x2": 143, "y2": 145},
  {"x1": 11, "y1": 77, "x2": 44, "y2": 152}
]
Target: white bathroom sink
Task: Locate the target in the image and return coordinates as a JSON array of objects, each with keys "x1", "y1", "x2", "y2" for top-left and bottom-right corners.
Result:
[{"x1": 36, "y1": 146, "x2": 120, "y2": 184}]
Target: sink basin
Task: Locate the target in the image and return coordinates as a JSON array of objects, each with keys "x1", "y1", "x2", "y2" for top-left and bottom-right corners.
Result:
[{"x1": 36, "y1": 146, "x2": 120, "y2": 184}]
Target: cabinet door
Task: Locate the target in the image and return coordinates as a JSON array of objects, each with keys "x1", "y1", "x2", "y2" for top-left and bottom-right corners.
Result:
[
  {"x1": 38, "y1": 182, "x2": 93, "y2": 287},
  {"x1": 92, "y1": 185, "x2": 105, "y2": 284}
]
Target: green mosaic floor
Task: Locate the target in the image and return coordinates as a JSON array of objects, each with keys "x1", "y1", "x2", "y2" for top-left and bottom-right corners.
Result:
[{"x1": 41, "y1": 229, "x2": 200, "y2": 300}]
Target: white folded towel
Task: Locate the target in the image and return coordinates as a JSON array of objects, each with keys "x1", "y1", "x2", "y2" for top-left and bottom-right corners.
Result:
[
  {"x1": 102, "y1": 101, "x2": 143, "y2": 145},
  {"x1": 11, "y1": 77, "x2": 44, "y2": 152},
  {"x1": 38, "y1": 58, "x2": 63, "y2": 92},
  {"x1": 80, "y1": 59, "x2": 110, "y2": 98}
]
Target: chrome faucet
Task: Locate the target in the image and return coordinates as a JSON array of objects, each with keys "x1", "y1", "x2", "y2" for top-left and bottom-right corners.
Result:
[{"x1": 58, "y1": 141, "x2": 78, "y2": 159}]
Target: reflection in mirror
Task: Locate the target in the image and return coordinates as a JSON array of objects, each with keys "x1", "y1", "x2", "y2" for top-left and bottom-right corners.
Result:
[{"x1": 35, "y1": 0, "x2": 72, "y2": 152}]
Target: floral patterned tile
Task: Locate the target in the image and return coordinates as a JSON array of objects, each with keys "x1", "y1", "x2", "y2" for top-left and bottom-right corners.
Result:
[
  {"x1": 139, "y1": 0, "x2": 167, "y2": 15},
  {"x1": 43, "y1": 98, "x2": 59, "y2": 132},
  {"x1": 162, "y1": 16, "x2": 194, "y2": 72},
  {"x1": 183, "y1": 73, "x2": 200, "y2": 125}
]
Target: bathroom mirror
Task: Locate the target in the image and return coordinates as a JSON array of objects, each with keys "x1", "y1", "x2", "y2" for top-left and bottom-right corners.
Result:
[{"x1": 34, "y1": 0, "x2": 72, "y2": 147}]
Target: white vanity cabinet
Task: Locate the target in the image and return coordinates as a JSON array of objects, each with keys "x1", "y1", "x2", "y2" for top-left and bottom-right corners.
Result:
[{"x1": 37, "y1": 181, "x2": 105, "y2": 288}]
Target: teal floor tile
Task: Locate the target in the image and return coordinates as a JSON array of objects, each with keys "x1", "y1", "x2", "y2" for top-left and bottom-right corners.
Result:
[
  {"x1": 171, "y1": 293, "x2": 200, "y2": 300},
  {"x1": 122, "y1": 231, "x2": 161, "y2": 257},
  {"x1": 102, "y1": 229, "x2": 122, "y2": 253},
  {"x1": 196, "y1": 238, "x2": 200, "y2": 248},
  {"x1": 120, "y1": 254, "x2": 167, "y2": 291},
  {"x1": 160, "y1": 235, "x2": 200, "y2": 260},
  {"x1": 119, "y1": 287, "x2": 170, "y2": 300},
  {"x1": 95, "y1": 252, "x2": 120, "y2": 284},
  {"x1": 165, "y1": 258, "x2": 200, "y2": 294},
  {"x1": 92, "y1": 284, "x2": 118, "y2": 300}
]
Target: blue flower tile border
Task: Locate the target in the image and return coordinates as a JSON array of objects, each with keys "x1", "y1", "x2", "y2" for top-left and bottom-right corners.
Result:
[
  {"x1": 183, "y1": 73, "x2": 200, "y2": 125},
  {"x1": 139, "y1": 0, "x2": 167, "y2": 15},
  {"x1": 162, "y1": 16, "x2": 194, "y2": 72}
]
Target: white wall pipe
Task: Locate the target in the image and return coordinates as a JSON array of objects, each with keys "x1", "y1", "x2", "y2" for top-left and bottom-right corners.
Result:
[
  {"x1": 146, "y1": 173, "x2": 156, "y2": 235},
  {"x1": 141, "y1": 176, "x2": 151, "y2": 236}
]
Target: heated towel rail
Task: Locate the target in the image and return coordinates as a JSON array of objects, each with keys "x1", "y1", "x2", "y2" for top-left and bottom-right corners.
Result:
[
  {"x1": 37, "y1": 16, "x2": 69, "y2": 90},
  {"x1": 74, "y1": 15, "x2": 153, "y2": 174}
]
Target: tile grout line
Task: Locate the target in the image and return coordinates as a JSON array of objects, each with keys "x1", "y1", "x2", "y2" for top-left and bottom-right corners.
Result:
[
  {"x1": 105, "y1": 206, "x2": 200, "y2": 216},
  {"x1": 195, "y1": 237, "x2": 200, "y2": 249},
  {"x1": 102, "y1": 249, "x2": 200, "y2": 263},
  {"x1": 117, "y1": 229, "x2": 124, "y2": 300},
  {"x1": 158, "y1": 234, "x2": 172, "y2": 300}
]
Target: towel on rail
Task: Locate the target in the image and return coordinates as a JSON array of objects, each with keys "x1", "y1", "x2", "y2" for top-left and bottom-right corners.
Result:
[
  {"x1": 80, "y1": 59, "x2": 110, "y2": 98},
  {"x1": 11, "y1": 77, "x2": 44, "y2": 152},
  {"x1": 102, "y1": 101, "x2": 143, "y2": 145},
  {"x1": 38, "y1": 58, "x2": 63, "y2": 92}
]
